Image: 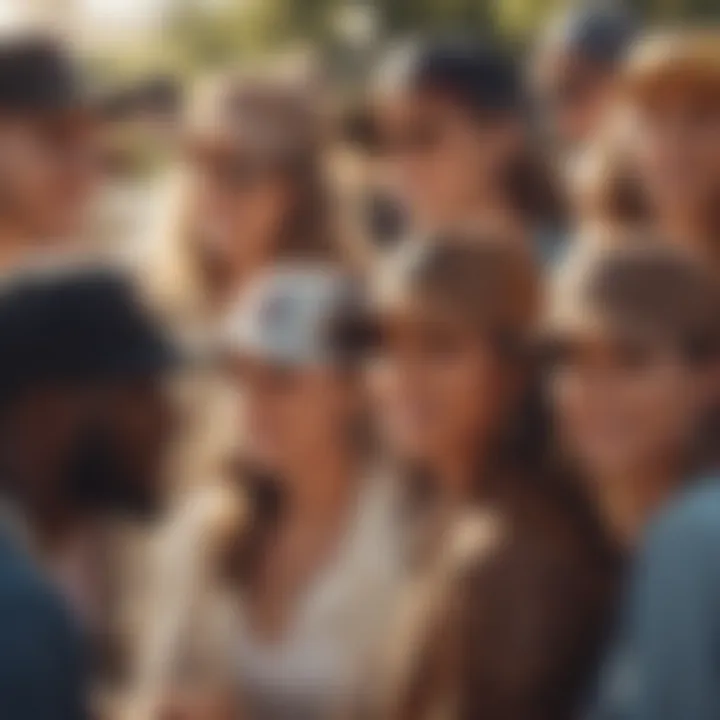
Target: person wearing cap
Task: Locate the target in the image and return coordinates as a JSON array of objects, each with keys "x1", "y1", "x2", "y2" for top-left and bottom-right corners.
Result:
[
  {"x1": 360, "y1": 234, "x2": 613, "y2": 719},
  {"x1": 0, "y1": 34, "x2": 103, "y2": 266},
  {"x1": 530, "y1": 1, "x2": 637, "y2": 152},
  {"x1": 359, "y1": 37, "x2": 564, "y2": 263},
  {"x1": 619, "y1": 29, "x2": 720, "y2": 270},
  {"x1": 543, "y1": 242, "x2": 720, "y2": 719},
  {"x1": 134, "y1": 265, "x2": 401, "y2": 720},
  {"x1": 148, "y1": 67, "x2": 341, "y2": 331},
  {"x1": 0, "y1": 262, "x2": 181, "y2": 719},
  {"x1": 143, "y1": 67, "x2": 346, "y2": 505}
]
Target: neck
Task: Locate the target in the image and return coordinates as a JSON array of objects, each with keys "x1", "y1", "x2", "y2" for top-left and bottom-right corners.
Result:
[
  {"x1": 282, "y1": 447, "x2": 356, "y2": 524},
  {"x1": 0, "y1": 221, "x2": 32, "y2": 271},
  {"x1": 430, "y1": 447, "x2": 482, "y2": 505},
  {"x1": 592, "y1": 461, "x2": 682, "y2": 550}
]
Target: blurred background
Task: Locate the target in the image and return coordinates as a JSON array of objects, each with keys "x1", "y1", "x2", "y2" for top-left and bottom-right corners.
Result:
[{"x1": 5, "y1": 0, "x2": 717, "y2": 83}]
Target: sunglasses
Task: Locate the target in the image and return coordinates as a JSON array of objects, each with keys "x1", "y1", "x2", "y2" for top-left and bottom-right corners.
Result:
[
  {"x1": 542, "y1": 72, "x2": 597, "y2": 112},
  {"x1": 378, "y1": 120, "x2": 446, "y2": 156},
  {"x1": 187, "y1": 143, "x2": 280, "y2": 190}
]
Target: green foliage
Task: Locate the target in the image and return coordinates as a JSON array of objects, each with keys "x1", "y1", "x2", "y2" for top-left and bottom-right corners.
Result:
[{"x1": 96, "y1": 0, "x2": 719, "y2": 80}]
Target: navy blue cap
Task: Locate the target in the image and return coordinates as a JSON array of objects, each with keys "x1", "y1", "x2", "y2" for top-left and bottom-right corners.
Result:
[
  {"x1": 0, "y1": 264, "x2": 182, "y2": 405},
  {"x1": 548, "y1": 2, "x2": 638, "y2": 66},
  {"x1": 379, "y1": 36, "x2": 524, "y2": 114}
]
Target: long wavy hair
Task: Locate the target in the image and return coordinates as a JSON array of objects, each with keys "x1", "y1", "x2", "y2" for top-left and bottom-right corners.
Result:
[
  {"x1": 144, "y1": 69, "x2": 341, "y2": 327},
  {"x1": 370, "y1": 233, "x2": 554, "y2": 509}
]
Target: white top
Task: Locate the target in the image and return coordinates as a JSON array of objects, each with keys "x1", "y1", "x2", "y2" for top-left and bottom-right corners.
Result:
[
  {"x1": 138, "y1": 478, "x2": 402, "y2": 720},
  {"x1": 234, "y1": 478, "x2": 402, "y2": 720}
]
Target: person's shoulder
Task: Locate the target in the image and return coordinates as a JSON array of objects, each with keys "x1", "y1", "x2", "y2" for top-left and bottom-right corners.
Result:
[
  {"x1": 644, "y1": 476, "x2": 720, "y2": 553},
  {"x1": 0, "y1": 539, "x2": 73, "y2": 630},
  {"x1": 453, "y1": 478, "x2": 608, "y2": 589},
  {"x1": 0, "y1": 539, "x2": 82, "y2": 679},
  {"x1": 494, "y1": 476, "x2": 607, "y2": 565}
]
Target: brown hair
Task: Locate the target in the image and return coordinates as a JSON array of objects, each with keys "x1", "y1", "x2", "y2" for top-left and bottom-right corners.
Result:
[
  {"x1": 375, "y1": 232, "x2": 539, "y2": 345},
  {"x1": 547, "y1": 241, "x2": 720, "y2": 360},
  {"x1": 374, "y1": 233, "x2": 550, "y2": 495}
]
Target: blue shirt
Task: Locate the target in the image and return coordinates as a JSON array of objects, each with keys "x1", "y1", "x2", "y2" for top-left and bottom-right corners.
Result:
[
  {"x1": 0, "y1": 524, "x2": 88, "y2": 720},
  {"x1": 590, "y1": 478, "x2": 720, "y2": 720}
]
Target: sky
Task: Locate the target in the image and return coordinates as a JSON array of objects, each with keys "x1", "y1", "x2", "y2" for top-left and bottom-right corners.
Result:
[
  {"x1": 0, "y1": 0, "x2": 169, "y2": 33},
  {"x1": 80, "y1": 0, "x2": 168, "y2": 29}
]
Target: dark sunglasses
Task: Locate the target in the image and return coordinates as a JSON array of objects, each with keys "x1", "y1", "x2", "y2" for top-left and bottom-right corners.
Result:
[
  {"x1": 187, "y1": 143, "x2": 278, "y2": 189},
  {"x1": 542, "y1": 72, "x2": 596, "y2": 111},
  {"x1": 378, "y1": 120, "x2": 445, "y2": 156}
]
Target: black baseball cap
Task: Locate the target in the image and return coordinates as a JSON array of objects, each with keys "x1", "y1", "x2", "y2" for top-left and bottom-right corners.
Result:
[
  {"x1": 0, "y1": 263, "x2": 183, "y2": 407},
  {"x1": 0, "y1": 33, "x2": 98, "y2": 117}
]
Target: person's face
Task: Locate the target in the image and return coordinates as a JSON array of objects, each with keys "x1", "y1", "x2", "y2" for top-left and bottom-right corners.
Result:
[
  {"x1": 230, "y1": 357, "x2": 357, "y2": 481},
  {"x1": 550, "y1": 335, "x2": 708, "y2": 481},
  {"x1": 0, "y1": 385, "x2": 95, "y2": 519},
  {"x1": 532, "y1": 51, "x2": 614, "y2": 151},
  {"x1": 187, "y1": 144, "x2": 292, "y2": 276},
  {"x1": 94, "y1": 377, "x2": 176, "y2": 516},
  {"x1": 368, "y1": 311, "x2": 512, "y2": 473},
  {"x1": 630, "y1": 88, "x2": 720, "y2": 222},
  {"x1": 0, "y1": 376, "x2": 174, "y2": 521},
  {"x1": 375, "y1": 91, "x2": 521, "y2": 230},
  {"x1": 0, "y1": 115, "x2": 101, "y2": 242}
]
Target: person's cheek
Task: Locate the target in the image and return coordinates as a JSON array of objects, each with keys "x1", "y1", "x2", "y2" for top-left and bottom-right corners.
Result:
[
  {"x1": 553, "y1": 370, "x2": 603, "y2": 467},
  {"x1": 242, "y1": 392, "x2": 280, "y2": 465},
  {"x1": 374, "y1": 359, "x2": 436, "y2": 456}
]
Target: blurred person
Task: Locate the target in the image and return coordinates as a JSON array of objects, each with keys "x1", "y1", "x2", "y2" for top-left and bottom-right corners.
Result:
[
  {"x1": 144, "y1": 68, "x2": 344, "y2": 499},
  {"x1": 531, "y1": 1, "x2": 637, "y2": 154},
  {"x1": 360, "y1": 38, "x2": 564, "y2": 262},
  {"x1": 135, "y1": 266, "x2": 400, "y2": 720},
  {"x1": 0, "y1": 263, "x2": 181, "y2": 719},
  {"x1": 543, "y1": 243, "x2": 720, "y2": 718},
  {"x1": 148, "y1": 69, "x2": 339, "y2": 333},
  {"x1": 361, "y1": 236, "x2": 613, "y2": 719},
  {"x1": 620, "y1": 30, "x2": 720, "y2": 268},
  {"x1": 0, "y1": 35, "x2": 103, "y2": 266},
  {"x1": 567, "y1": 119, "x2": 650, "y2": 240}
]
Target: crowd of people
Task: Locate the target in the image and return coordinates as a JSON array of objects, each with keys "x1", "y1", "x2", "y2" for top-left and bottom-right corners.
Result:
[{"x1": 0, "y1": 2, "x2": 719, "y2": 719}]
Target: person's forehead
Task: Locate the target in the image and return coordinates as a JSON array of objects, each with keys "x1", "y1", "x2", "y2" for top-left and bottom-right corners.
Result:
[
  {"x1": 228, "y1": 352, "x2": 324, "y2": 384},
  {"x1": 377, "y1": 301, "x2": 476, "y2": 340}
]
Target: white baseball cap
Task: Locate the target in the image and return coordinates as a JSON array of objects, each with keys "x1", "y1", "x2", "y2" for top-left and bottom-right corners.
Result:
[{"x1": 221, "y1": 264, "x2": 362, "y2": 367}]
